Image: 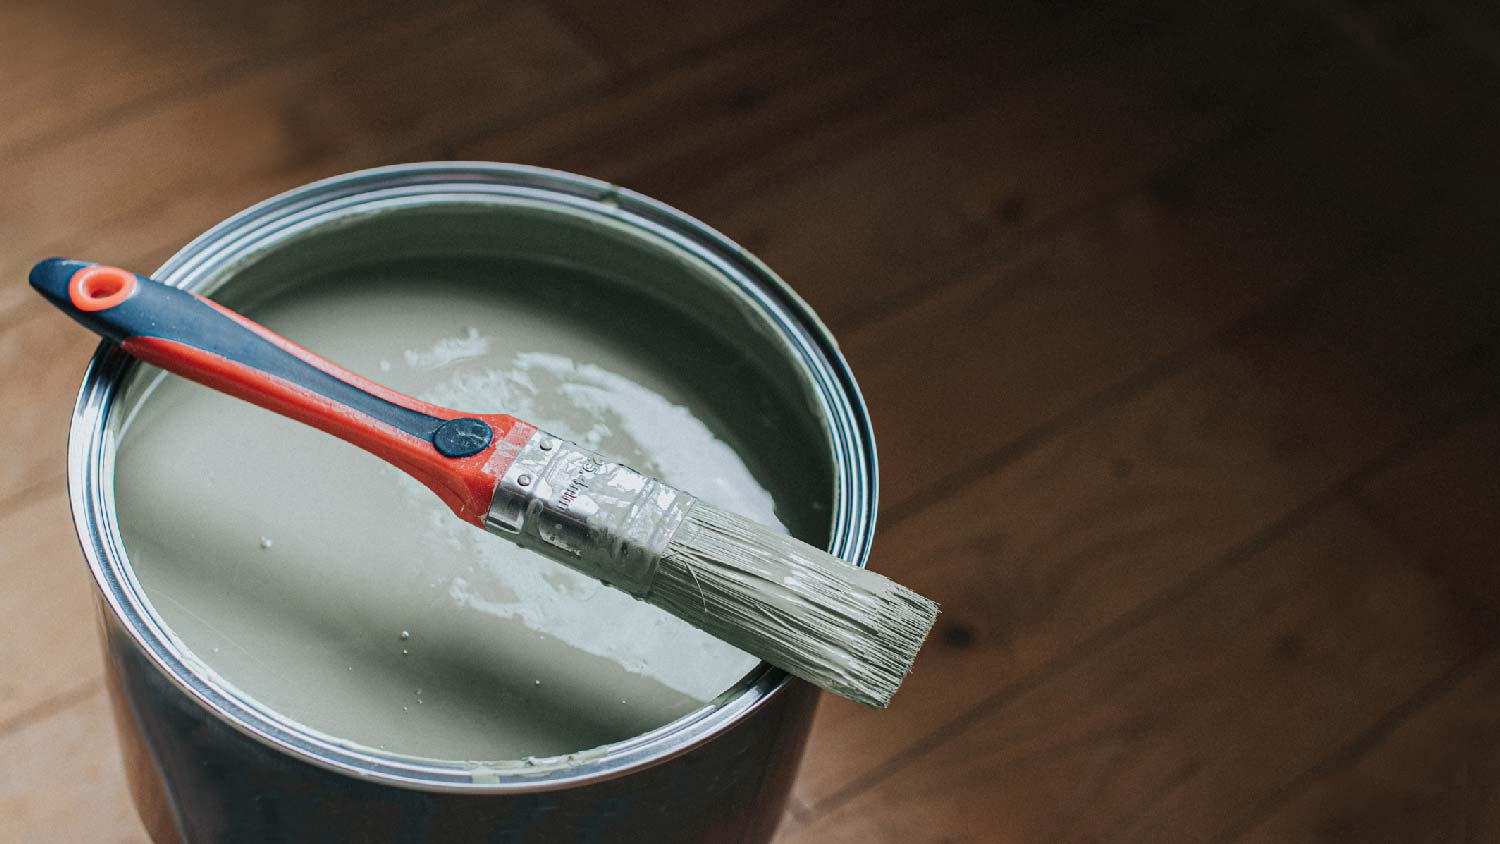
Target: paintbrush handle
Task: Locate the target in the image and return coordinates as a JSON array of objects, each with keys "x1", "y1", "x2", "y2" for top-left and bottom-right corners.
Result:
[
  {"x1": 32, "y1": 258, "x2": 939, "y2": 707},
  {"x1": 30, "y1": 258, "x2": 534, "y2": 524}
]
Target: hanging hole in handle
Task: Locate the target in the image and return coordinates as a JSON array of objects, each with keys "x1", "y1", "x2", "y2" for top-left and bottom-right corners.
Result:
[{"x1": 69, "y1": 266, "x2": 138, "y2": 312}]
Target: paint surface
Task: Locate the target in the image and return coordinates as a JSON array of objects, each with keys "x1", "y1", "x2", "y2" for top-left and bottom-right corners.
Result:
[{"x1": 112, "y1": 254, "x2": 820, "y2": 762}]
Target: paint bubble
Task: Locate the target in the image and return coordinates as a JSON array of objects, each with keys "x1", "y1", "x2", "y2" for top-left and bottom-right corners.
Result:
[
  {"x1": 399, "y1": 630, "x2": 411, "y2": 641},
  {"x1": 258, "y1": 537, "x2": 273, "y2": 549},
  {"x1": 401, "y1": 649, "x2": 410, "y2": 656}
]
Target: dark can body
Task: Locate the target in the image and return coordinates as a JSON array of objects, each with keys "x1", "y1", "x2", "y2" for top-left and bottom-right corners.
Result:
[
  {"x1": 68, "y1": 164, "x2": 878, "y2": 843},
  {"x1": 106, "y1": 620, "x2": 820, "y2": 843}
]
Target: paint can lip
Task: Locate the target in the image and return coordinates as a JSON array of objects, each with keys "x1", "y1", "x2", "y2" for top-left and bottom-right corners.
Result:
[{"x1": 67, "y1": 162, "x2": 878, "y2": 793}]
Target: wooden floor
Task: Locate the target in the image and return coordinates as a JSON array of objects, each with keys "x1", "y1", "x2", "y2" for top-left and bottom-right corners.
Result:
[{"x1": 4, "y1": 0, "x2": 1500, "y2": 841}]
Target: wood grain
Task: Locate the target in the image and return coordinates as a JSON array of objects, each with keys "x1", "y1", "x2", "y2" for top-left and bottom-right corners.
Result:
[
  {"x1": 841, "y1": 176, "x2": 1320, "y2": 514},
  {"x1": 546, "y1": 0, "x2": 797, "y2": 70},
  {"x1": 781, "y1": 8, "x2": 1500, "y2": 815},
  {"x1": 790, "y1": 237, "x2": 1500, "y2": 809},
  {"x1": 0, "y1": 0, "x2": 1317, "y2": 535},
  {"x1": 0, "y1": 493, "x2": 107, "y2": 728},
  {"x1": 782, "y1": 503, "x2": 1495, "y2": 843},
  {"x1": 4, "y1": 1, "x2": 1500, "y2": 841},
  {"x1": 460, "y1": 1, "x2": 1338, "y2": 333},
  {"x1": 1232, "y1": 650, "x2": 1500, "y2": 843},
  {"x1": 453, "y1": 2, "x2": 995, "y2": 207},
  {"x1": 0, "y1": 686, "x2": 146, "y2": 844},
  {"x1": 785, "y1": 22, "x2": 1500, "y2": 807},
  {"x1": 1223, "y1": 406, "x2": 1500, "y2": 842},
  {"x1": 695, "y1": 0, "x2": 1333, "y2": 331},
  {"x1": 0, "y1": 0, "x2": 404, "y2": 156},
  {"x1": 0, "y1": 0, "x2": 607, "y2": 322},
  {"x1": 1358, "y1": 406, "x2": 1500, "y2": 612},
  {"x1": 0, "y1": 321, "x2": 98, "y2": 506}
]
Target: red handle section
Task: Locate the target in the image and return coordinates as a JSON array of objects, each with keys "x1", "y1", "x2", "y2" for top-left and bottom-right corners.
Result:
[
  {"x1": 122, "y1": 299, "x2": 534, "y2": 525},
  {"x1": 32, "y1": 258, "x2": 536, "y2": 525}
]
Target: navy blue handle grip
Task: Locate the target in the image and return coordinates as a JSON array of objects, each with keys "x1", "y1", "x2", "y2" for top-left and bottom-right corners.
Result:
[
  {"x1": 29, "y1": 258, "x2": 493, "y2": 458},
  {"x1": 31, "y1": 258, "x2": 193, "y2": 345}
]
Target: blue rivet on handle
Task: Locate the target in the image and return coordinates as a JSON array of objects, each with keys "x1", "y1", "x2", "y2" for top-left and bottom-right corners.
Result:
[{"x1": 432, "y1": 417, "x2": 492, "y2": 457}]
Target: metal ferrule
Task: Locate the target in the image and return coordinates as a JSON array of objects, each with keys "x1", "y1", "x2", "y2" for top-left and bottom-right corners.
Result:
[{"x1": 485, "y1": 429, "x2": 696, "y2": 596}]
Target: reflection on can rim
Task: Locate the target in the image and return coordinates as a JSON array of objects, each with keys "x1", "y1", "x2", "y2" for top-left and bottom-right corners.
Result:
[{"x1": 66, "y1": 163, "x2": 878, "y2": 794}]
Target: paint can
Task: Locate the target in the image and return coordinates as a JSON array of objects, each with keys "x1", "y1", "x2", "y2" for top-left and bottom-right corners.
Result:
[{"x1": 66, "y1": 163, "x2": 878, "y2": 843}]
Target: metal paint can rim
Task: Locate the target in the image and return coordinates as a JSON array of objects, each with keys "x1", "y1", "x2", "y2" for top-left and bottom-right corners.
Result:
[{"x1": 67, "y1": 162, "x2": 878, "y2": 793}]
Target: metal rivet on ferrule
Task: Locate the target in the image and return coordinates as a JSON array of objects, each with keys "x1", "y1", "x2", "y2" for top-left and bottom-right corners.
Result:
[
  {"x1": 517, "y1": 474, "x2": 533, "y2": 487},
  {"x1": 540, "y1": 438, "x2": 556, "y2": 451}
]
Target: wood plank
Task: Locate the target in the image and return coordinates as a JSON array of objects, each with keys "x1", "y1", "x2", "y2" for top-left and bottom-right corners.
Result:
[
  {"x1": 2, "y1": 0, "x2": 1333, "y2": 502},
  {"x1": 1232, "y1": 650, "x2": 1500, "y2": 843},
  {"x1": 0, "y1": 1, "x2": 1324, "y2": 513},
  {"x1": 0, "y1": 321, "x2": 99, "y2": 502},
  {"x1": 694, "y1": 1, "x2": 1351, "y2": 330},
  {"x1": 1224, "y1": 405, "x2": 1500, "y2": 842},
  {"x1": 456, "y1": 2, "x2": 1193, "y2": 214},
  {"x1": 827, "y1": 0, "x2": 1500, "y2": 508},
  {"x1": 1358, "y1": 404, "x2": 1500, "y2": 611},
  {"x1": 845, "y1": 178, "x2": 1322, "y2": 514},
  {"x1": 781, "y1": 503, "x2": 1495, "y2": 843},
  {"x1": 0, "y1": 0, "x2": 607, "y2": 322},
  {"x1": 789, "y1": 266, "x2": 1438, "y2": 809},
  {"x1": 0, "y1": 492, "x2": 106, "y2": 728},
  {"x1": 458, "y1": 1, "x2": 1339, "y2": 331},
  {"x1": 454, "y1": 2, "x2": 1006, "y2": 205},
  {"x1": 546, "y1": 0, "x2": 797, "y2": 69},
  {"x1": 789, "y1": 71, "x2": 1500, "y2": 803},
  {"x1": 854, "y1": 110, "x2": 1500, "y2": 515},
  {"x1": 0, "y1": 687, "x2": 147, "y2": 844},
  {"x1": 0, "y1": 0, "x2": 407, "y2": 155}
]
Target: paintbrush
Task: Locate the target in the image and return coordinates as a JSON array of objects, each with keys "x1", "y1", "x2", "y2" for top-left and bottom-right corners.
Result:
[{"x1": 32, "y1": 258, "x2": 938, "y2": 708}]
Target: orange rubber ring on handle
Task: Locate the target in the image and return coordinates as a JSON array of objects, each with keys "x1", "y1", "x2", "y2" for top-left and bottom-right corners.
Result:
[{"x1": 69, "y1": 265, "x2": 138, "y2": 312}]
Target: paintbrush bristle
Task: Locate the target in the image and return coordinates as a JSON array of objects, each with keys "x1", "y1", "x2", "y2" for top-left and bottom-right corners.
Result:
[
  {"x1": 485, "y1": 431, "x2": 939, "y2": 708},
  {"x1": 651, "y1": 503, "x2": 939, "y2": 708}
]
